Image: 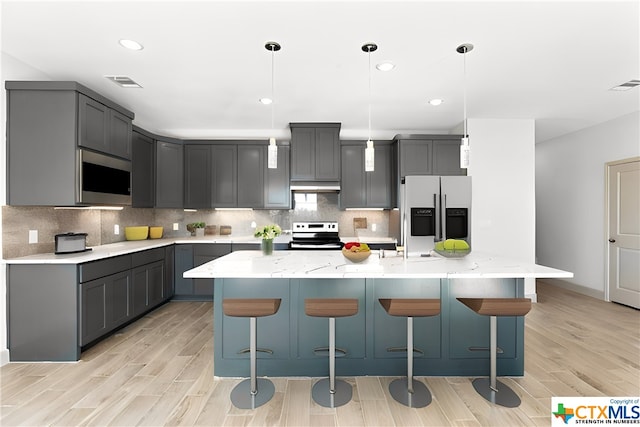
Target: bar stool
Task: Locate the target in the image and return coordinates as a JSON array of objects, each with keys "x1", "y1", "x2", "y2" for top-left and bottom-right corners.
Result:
[
  {"x1": 378, "y1": 298, "x2": 441, "y2": 408},
  {"x1": 222, "y1": 298, "x2": 282, "y2": 409},
  {"x1": 457, "y1": 297, "x2": 531, "y2": 408},
  {"x1": 304, "y1": 298, "x2": 359, "y2": 408}
]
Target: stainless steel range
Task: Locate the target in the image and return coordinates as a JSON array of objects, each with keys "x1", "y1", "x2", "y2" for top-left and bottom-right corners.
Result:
[{"x1": 289, "y1": 221, "x2": 343, "y2": 250}]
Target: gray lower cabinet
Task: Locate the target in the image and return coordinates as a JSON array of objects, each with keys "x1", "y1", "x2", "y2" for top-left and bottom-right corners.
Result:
[
  {"x1": 174, "y1": 243, "x2": 231, "y2": 299},
  {"x1": 290, "y1": 123, "x2": 341, "y2": 182},
  {"x1": 156, "y1": 140, "x2": 184, "y2": 208},
  {"x1": 131, "y1": 130, "x2": 155, "y2": 208},
  {"x1": 7, "y1": 247, "x2": 171, "y2": 361},
  {"x1": 340, "y1": 141, "x2": 393, "y2": 209}
]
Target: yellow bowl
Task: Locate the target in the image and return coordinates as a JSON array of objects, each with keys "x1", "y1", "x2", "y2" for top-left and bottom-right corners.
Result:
[
  {"x1": 125, "y1": 226, "x2": 149, "y2": 241},
  {"x1": 149, "y1": 226, "x2": 164, "y2": 239},
  {"x1": 342, "y1": 248, "x2": 371, "y2": 263}
]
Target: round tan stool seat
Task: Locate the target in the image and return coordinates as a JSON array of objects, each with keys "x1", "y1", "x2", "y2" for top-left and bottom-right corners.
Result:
[
  {"x1": 379, "y1": 298, "x2": 441, "y2": 408},
  {"x1": 222, "y1": 298, "x2": 281, "y2": 409},
  {"x1": 304, "y1": 298, "x2": 359, "y2": 408},
  {"x1": 457, "y1": 297, "x2": 532, "y2": 408}
]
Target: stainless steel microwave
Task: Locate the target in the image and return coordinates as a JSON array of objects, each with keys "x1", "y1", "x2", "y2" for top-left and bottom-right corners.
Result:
[{"x1": 79, "y1": 149, "x2": 131, "y2": 205}]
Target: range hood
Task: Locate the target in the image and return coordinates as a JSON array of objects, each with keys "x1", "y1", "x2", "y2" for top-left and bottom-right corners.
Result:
[{"x1": 290, "y1": 181, "x2": 340, "y2": 192}]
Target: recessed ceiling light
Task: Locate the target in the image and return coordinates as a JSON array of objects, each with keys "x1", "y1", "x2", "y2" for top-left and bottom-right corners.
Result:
[
  {"x1": 119, "y1": 39, "x2": 143, "y2": 51},
  {"x1": 259, "y1": 98, "x2": 273, "y2": 105},
  {"x1": 428, "y1": 99, "x2": 444, "y2": 106},
  {"x1": 376, "y1": 62, "x2": 395, "y2": 72}
]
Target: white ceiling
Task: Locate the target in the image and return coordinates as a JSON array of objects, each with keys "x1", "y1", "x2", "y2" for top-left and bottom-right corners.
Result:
[{"x1": 2, "y1": 1, "x2": 639, "y2": 143}]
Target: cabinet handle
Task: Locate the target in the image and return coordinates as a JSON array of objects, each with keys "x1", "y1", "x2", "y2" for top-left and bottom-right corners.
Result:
[{"x1": 608, "y1": 238, "x2": 616, "y2": 243}]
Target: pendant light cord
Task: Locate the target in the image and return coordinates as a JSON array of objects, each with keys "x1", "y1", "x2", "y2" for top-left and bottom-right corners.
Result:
[
  {"x1": 463, "y1": 46, "x2": 467, "y2": 138},
  {"x1": 368, "y1": 47, "x2": 372, "y2": 142},
  {"x1": 271, "y1": 47, "x2": 275, "y2": 132}
]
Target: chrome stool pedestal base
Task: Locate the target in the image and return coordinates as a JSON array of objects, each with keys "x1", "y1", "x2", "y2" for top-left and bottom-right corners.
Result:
[{"x1": 230, "y1": 378, "x2": 275, "y2": 409}]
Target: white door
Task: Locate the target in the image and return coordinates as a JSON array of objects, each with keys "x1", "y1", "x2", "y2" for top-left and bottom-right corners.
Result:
[{"x1": 607, "y1": 158, "x2": 640, "y2": 309}]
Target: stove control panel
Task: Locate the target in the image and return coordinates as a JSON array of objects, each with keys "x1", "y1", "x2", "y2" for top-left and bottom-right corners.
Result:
[{"x1": 292, "y1": 222, "x2": 339, "y2": 233}]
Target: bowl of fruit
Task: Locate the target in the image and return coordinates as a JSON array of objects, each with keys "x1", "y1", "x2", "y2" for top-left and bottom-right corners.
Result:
[
  {"x1": 434, "y1": 239, "x2": 471, "y2": 258},
  {"x1": 342, "y1": 242, "x2": 371, "y2": 262}
]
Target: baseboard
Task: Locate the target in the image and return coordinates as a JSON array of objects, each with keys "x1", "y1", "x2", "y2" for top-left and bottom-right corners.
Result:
[
  {"x1": 0, "y1": 348, "x2": 10, "y2": 366},
  {"x1": 537, "y1": 278, "x2": 605, "y2": 300}
]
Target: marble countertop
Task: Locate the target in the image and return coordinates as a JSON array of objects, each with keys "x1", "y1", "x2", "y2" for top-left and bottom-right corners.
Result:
[
  {"x1": 183, "y1": 250, "x2": 573, "y2": 280},
  {"x1": 3, "y1": 235, "x2": 397, "y2": 265}
]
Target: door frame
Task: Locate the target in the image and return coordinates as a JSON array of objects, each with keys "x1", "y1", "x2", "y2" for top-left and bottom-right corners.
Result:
[{"x1": 604, "y1": 156, "x2": 640, "y2": 302}]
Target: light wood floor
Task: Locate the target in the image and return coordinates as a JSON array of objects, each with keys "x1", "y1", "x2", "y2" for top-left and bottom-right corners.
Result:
[{"x1": 1, "y1": 281, "x2": 638, "y2": 426}]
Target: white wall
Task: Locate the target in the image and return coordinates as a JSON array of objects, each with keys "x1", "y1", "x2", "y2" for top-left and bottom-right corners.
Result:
[
  {"x1": 467, "y1": 119, "x2": 537, "y2": 299},
  {"x1": 0, "y1": 52, "x2": 52, "y2": 365},
  {"x1": 536, "y1": 111, "x2": 640, "y2": 295}
]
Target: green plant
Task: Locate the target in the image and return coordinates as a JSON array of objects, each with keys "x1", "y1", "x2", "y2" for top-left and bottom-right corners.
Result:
[
  {"x1": 186, "y1": 222, "x2": 205, "y2": 233},
  {"x1": 254, "y1": 224, "x2": 282, "y2": 240}
]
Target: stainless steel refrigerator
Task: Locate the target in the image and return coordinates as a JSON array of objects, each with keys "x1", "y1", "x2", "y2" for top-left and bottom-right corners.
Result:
[{"x1": 394, "y1": 175, "x2": 472, "y2": 256}]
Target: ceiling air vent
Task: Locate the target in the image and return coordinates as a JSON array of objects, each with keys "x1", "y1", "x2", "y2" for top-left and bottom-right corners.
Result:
[
  {"x1": 609, "y1": 79, "x2": 640, "y2": 91},
  {"x1": 105, "y1": 75, "x2": 142, "y2": 88}
]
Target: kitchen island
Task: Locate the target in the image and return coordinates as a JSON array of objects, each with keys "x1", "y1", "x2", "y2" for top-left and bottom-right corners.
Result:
[{"x1": 184, "y1": 250, "x2": 572, "y2": 377}]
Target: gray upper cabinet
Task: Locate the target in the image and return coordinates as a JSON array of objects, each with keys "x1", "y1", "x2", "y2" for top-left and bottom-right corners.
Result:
[
  {"x1": 78, "y1": 93, "x2": 132, "y2": 159},
  {"x1": 155, "y1": 140, "x2": 184, "y2": 208},
  {"x1": 290, "y1": 123, "x2": 341, "y2": 182},
  {"x1": 131, "y1": 130, "x2": 155, "y2": 208},
  {"x1": 264, "y1": 145, "x2": 291, "y2": 209},
  {"x1": 340, "y1": 141, "x2": 393, "y2": 209},
  {"x1": 237, "y1": 145, "x2": 264, "y2": 208},
  {"x1": 212, "y1": 145, "x2": 238, "y2": 207},
  {"x1": 5, "y1": 81, "x2": 134, "y2": 206},
  {"x1": 396, "y1": 135, "x2": 466, "y2": 179},
  {"x1": 184, "y1": 144, "x2": 212, "y2": 209}
]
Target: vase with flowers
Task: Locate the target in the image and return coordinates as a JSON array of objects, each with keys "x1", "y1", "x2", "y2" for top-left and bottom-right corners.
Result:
[{"x1": 254, "y1": 224, "x2": 282, "y2": 255}]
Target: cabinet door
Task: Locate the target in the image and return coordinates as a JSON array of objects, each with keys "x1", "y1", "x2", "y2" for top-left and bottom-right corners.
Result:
[
  {"x1": 80, "y1": 277, "x2": 108, "y2": 346},
  {"x1": 399, "y1": 140, "x2": 432, "y2": 177},
  {"x1": 212, "y1": 145, "x2": 238, "y2": 207},
  {"x1": 109, "y1": 271, "x2": 132, "y2": 328},
  {"x1": 432, "y1": 140, "x2": 466, "y2": 176},
  {"x1": 296, "y1": 279, "x2": 366, "y2": 359},
  {"x1": 290, "y1": 127, "x2": 315, "y2": 180},
  {"x1": 132, "y1": 265, "x2": 149, "y2": 317},
  {"x1": 237, "y1": 145, "x2": 264, "y2": 208},
  {"x1": 108, "y1": 109, "x2": 132, "y2": 159},
  {"x1": 184, "y1": 144, "x2": 212, "y2": 208},
  {"x1": 78, "y1": 94, "x2": 109, "y2": 153},
  {"x1": 264, "y1": 146, "x2": 291, "y2": 209},
  {"x1": 315, "y1": 127, "x2": 340, "y2": 181},
  {"x1": 340, "y1": 145, "x2": 366, "y2": 208},
  {"x1": 193, "y1": 244, "x2": 231, "y2": 296},
  {"x1": 174, "y1": 245, "x2": 194, "y2": 296},
  {"x1": 155, "y1": 141, "x2": 184, "y2": 208},
  {"x1": 373, "y1": 279, "x2": 441, "y2": 359},
  {"x1": 131, "y1": 132, "x2": 155, "y2": 208},
  {"x1": 147, "y1": 261, "x2": 165, "y2": 309},
  {"x1": 367, "y1": 143, "x2": 392, "y2": 208},
  {"x1": 164, "y1": 245, "x2": 175, "y2": 300}
]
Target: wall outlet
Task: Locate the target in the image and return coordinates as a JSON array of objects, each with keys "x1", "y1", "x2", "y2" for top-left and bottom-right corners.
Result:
[
  {"x1": 251, "y1": 221, "x2": 257, "y2": 228},
  {"x1": 372, "y1": 223, "x2": 377, "y2": 232},
  {"x1": 114, "y1": 224, "x2": 120, "y2": 235},
  {"x1": 173, "y1": 223, "x2": 179, "y2": 231},
  {"x1": 28, "y1": 229, "x2": 38, "y2": 244}
]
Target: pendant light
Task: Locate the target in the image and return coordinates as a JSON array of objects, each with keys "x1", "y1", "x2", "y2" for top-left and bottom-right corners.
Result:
[
  {"x1": 457, "y1": 43, "x2": 473, "y2": 169},
  {"x1": 362, "y1": 43, "x2": 377, "y2": 172},
  {"x1": 265, "y1": 41, "x2": 281, "y2": 169}
]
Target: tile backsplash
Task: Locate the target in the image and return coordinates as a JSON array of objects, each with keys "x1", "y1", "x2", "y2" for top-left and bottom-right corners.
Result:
[{"x1": 2, "y1": 194, "x2": 390, "y2": 258}]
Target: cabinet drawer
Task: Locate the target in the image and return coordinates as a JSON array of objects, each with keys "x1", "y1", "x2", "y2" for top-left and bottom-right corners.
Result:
[
  {"x1": 131, "y1": 247, "x2": 165, "y2": 267},
  {"x1": 193, "y1": 243, "x2": 231, "y2": 258},
  {"x1": 79, "y1": 255, "x2": 132, "y2": 283}
]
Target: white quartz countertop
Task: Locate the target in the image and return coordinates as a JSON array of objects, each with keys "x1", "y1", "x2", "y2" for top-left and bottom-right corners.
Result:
[{"x1": 183, "y1": 250, "x2": 573, "y2": 280}]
